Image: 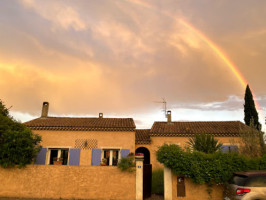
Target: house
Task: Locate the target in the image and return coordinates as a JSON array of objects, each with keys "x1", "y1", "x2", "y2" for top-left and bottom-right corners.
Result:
[
  {"x1": 25, "y1": 103, "x2": 248, "y2": 168},
  {"x1": 0, "y1": 101, "x2": 252, "y2": 200},
  {"x1": 24, "y1": 102, "x2": 136, "y2": 166},
  {"x1": 135, "y1": 111, "x2": 248, "y2": 169}
]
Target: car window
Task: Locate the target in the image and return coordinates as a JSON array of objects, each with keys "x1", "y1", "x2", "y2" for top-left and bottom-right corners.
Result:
[
  {"x1": 245, "y1": 176, "x2": 266, "y2": 187},
  {"x1": 229, "y1": 175, "x2": 247, "y2": 186}
]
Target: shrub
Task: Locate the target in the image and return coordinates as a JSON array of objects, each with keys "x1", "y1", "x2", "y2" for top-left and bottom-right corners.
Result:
[
  {"x1": 152, "y1": 169, "x2": 164, "y2": 195},
  {"x1": 238, "y1": 119, "x2": 265, "y2": 157},
  {"x1": 156, "y1": 144, "x2": 266, "y2": 185},
  {"x1": 186, "y1": 133, "x2": 223, "y2": 154},
  {"x1": 0, "y1": 100, "x2": 42, "y2": 168},
  {"x1": 117, "y1": 157, "x2": 135, "y2": 172}
]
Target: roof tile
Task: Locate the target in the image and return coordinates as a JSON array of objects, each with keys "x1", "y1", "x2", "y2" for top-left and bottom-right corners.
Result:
[
  {"x1": 135, "y1": 129, "x2": 151, "y2": 144},
  {"x1": 24, "y1": 117, "x2": 135, "y2": 132},
  {"x1": 150, "y1": 121, "x2": 251, "y2": 137}
]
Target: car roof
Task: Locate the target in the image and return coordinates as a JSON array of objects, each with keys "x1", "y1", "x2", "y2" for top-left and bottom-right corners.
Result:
[{"x1": 234, "y1": 171, "x2": 266, "y2": 177}]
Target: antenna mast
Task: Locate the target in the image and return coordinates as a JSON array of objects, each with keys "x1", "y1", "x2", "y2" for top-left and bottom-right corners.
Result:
[{"x1": 154, "y1": 98, "x2": 167, "y2": 118}]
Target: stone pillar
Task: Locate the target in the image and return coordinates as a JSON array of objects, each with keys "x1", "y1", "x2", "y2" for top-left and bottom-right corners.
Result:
[
  {"x1": 164, "y1": 166, "x2": 172, "y2": 200},
  {"x1": 135, "y1": 155, "x2": 144, "y2": 200}
]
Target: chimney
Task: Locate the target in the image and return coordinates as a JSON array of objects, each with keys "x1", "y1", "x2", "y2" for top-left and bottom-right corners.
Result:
[
  {"x1": 41, "y1": 102, "x2": 49, "y2": 118},
  {"x1": 167, "y1": 110, "x2": 171, "y2": 123},
  {"x1": 99, "y1": 113, "x2": 103, "y2": 119}
]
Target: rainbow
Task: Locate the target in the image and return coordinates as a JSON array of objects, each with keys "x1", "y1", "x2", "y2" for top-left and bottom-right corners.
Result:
[
  {"x1": 121, "y1": 0, "x2": 264, "y2": 125},
  {"x1": 177, "y1": 19, "x2": 264, "y2": 121}
]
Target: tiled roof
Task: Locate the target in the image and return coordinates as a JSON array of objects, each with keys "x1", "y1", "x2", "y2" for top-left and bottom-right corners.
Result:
[
  {"x1": 150, "y1": 121, "x2": 251, "y2": 137},
  {"x1": 24, "y1": 117, "x2": 136, "y2": 132},
  {"x1": 135, "y1": 129, "x2": 151, "y2": 144}
]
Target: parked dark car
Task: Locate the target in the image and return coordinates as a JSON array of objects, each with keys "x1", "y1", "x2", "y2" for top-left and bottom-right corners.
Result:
[{"x1": 224, "y1": 171, "x2": 266, "y2": 200}]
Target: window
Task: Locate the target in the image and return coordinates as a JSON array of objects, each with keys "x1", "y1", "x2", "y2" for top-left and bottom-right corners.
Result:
[
  {"x1": 221, "y1": 145, "x2": 239, "y2": 153},
  {"x1": 229, "y1": 175, "x2": 247, "y2": 186},
  {"x1": 47, "y1": 148, "x2": 69, "y2": 165},
  {"x1": 101, "y1": 149, "x2": 120, "y2": 166}
]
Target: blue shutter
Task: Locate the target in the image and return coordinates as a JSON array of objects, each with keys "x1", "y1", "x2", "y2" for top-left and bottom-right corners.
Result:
[
  {"x1": 221, "y1": 145, "x2": 229, "y2": 153},
  {"x1": 69, "y1": 148, "x2": 80, "y2": 165},
  {"x1": 91, "y1": 148, "x2": 101, "y2": 166},
  {"x1": 35, "y1": 148, "x2": 47, "y2": 165},
  {"x1": 221, "y1": 145, "x2": 238, "y2": 153},
  {"x1": 121, "y1": 149, "x2": 130, "y2": 158}
]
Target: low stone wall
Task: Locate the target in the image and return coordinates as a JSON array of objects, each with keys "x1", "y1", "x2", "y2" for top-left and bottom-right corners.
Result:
[
  {"x1": 172, "y1": 175, "x2": 223, "y2": 200},
  {"x1": 0, "y1": 165, "x2": 136, "y2": 200}
]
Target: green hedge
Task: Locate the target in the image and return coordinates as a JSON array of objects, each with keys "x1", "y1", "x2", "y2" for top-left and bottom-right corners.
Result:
[{"x1": 156, "y1": 144, "x2": 266, "y2": 185}]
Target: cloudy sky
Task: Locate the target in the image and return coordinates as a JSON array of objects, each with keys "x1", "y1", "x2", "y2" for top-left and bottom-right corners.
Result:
[{"x1": 1, "y1": 0, "x2": 266, "y2": 129}]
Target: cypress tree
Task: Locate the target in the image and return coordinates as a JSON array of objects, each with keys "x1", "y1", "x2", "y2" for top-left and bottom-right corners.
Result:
[{"x1": 244, "y1": 85, "x2": 261, "y2": 130}]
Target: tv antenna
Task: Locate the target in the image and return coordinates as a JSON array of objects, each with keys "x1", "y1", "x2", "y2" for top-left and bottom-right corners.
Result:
[{"x1": 154, "y1": 98, "x2": 167, "y2": 118}]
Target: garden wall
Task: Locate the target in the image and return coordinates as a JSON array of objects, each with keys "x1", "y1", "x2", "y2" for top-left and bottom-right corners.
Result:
[
  {"x1": 172, "y1": 175, "x2": 223, "y2": 200},
  {"x1": 0, "y1": 165, "x2": 136, "y2": 200}
]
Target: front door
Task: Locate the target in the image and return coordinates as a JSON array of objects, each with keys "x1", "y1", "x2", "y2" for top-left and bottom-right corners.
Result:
[{"x1": 143, "y1": 164, "x2": 152, "y2": 199}]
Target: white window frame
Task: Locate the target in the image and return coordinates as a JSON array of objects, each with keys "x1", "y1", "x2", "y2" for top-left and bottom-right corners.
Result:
[
  {"x1": 46, "y1": 146, "x2": 71, "y2": 165},
  {"x1": 222, "y1": 143, "x2": 239, "y2": 147},
  {"x1": 166, "y1": 142, "x2": 180, "y2": 146},
  {"x1": 100, "y1": 147, "x2": 121, "y2": 166}
]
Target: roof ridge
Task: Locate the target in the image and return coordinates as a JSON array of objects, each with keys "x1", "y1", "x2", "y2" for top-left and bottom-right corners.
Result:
[
  {"x1": 153, "y1": 120, "x2": 242, "y2": 123},
  {"x1": 44, "y1": 116, "x2": 134, "y2": 119}
]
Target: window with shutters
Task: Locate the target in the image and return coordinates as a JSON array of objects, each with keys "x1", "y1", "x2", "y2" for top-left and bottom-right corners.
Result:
[
  {"x1": 101, "y1": 149, "x2": 121, "y2": 166},
  {"x1": 91, "y1": 148, "x2": 129, "y2": 166},
  {"x1": 47, "y1": 148, "x2": 69, "y2": 165},
  {"x1": 221, "y1": 144, "x2": 239, "y2": 153}
]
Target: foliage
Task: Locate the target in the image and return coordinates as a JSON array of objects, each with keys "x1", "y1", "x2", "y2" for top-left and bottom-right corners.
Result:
[
  {"x1": 186, "y1": 133, "x2": 223, "y2": 154},
  {"x1": 117, "y1": 156, "x2": 135, "y2": 172},
  {"x1": 152, "y1": 168, "x2": 164, "y2": 195},
  {"x1": 101, "y1": 158, "x2": 107, "y2": 164},
  {"x1": 238, "y1": 119, "x2": 265, "y2": 157},
  {"x1": 0, "y1": 99, "x2": 42, "y2": 168},
  {"x1": 244, "y1": 85, "x2": 261, "y2": 130},
  {"x1": 156, "y1": 144, "x2": 266, "y2": 185},
  {"x1": 0, "y1": 99, "x2": 9, "y2": 117}
]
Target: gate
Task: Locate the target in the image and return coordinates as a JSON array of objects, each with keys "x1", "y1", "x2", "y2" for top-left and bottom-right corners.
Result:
[{"x1": 143, "y1": 164, "x2": 152, "y2": 199}]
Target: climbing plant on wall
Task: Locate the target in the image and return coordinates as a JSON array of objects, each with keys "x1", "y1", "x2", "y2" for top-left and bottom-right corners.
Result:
[{"x1": 156, "y1": 144, "x2": 266, "y2": 185}]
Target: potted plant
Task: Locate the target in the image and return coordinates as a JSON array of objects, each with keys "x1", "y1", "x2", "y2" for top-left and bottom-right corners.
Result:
[
  {"x1": 128, "y1": 152, "x2": 135, "y2": 157},
  {"x1": 100, "y1": 158, "x2": 107, "y2": 166},
  {"x1": 53, "y1": 157, "x2": 63, "y2": 165},
  {"x1": 135, "y1": 153, "x2": 144, "y2": 159}
]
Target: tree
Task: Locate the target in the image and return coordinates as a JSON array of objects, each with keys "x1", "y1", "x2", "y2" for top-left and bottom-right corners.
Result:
[
  {"x1": 186, "y1": 133, "x2": 223, "y2": 154},
  {"x1": 0, "y1": 100, "x2": 9, "y2": 117},
  {"x1": 238, "y1": 119, "x2": 266, "y2": 157},
  {"x1": 244, "y1": 84, "x2": 261, "y2": 130},
  {"x1": 0, "y1": 99, "x2": 41, "y2": 168}
]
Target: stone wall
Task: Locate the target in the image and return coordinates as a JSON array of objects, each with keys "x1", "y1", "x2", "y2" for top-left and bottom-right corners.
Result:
[{"x1": 0, "y1": 165, "x2": 136, "y2": 200}]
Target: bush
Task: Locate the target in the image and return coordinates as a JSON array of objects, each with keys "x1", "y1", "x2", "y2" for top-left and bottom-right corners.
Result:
[
  {"x1": 187, "y1": 133, "x2": 223, "y2": 154},
  {"x1": 0, "y1": 100, "x2": 42, "y2": 168},
  {"x1": 152, "y1": 169, "x2": 164, "y2": 195},
  {"x1": 238, "y1": 119, "x2": 265, "y2": 157},
  {"x1": 156, "y1": 144, "x2": 266, "y2": 185},
  {"x1": 117, "y1": 157, "x2": 135, "y2": 172}
]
